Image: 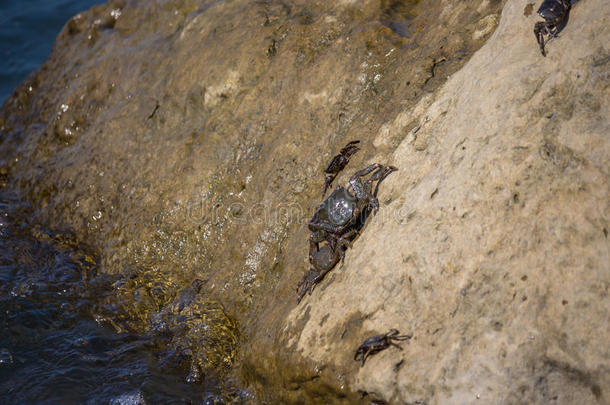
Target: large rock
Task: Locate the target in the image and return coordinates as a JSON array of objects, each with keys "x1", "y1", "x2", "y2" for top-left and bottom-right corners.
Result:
[
  {"x1": 0, "y1": 0, "x2": 608, "y2": 403},
  {"x1": 279, "y1": 0, "x2": 609, "y2": 403}
]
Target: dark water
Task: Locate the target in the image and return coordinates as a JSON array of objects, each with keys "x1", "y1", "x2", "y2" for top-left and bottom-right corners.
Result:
[
  {"x1": 0, "y1": 0, "x2": 104, "y2": 104},
  {"x1": 0, "y1": 195, "x2": 241, "y2": 404}
]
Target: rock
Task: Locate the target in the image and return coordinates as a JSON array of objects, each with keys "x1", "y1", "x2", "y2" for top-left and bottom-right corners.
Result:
[
  {"x1": 0, "y1": 0, "x2": 608, "y2": 403},
  {"x1": 283, "y1": 0, "x2": 610, "y2": 403}
]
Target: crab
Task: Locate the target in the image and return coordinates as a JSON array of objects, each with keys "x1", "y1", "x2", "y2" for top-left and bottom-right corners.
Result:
[
  {"x1": 308, "y1": 162, "x2": 397, "y2": 254},
  {"x1": 296, "y1": 154, "x2": 397, "y2": 303},
  {"x1": 534, "y1": 0, "x2": 571, "y2": 57},
  {"x1": 354, "y1": 329, "x2": 412, "y2": 367},
  {"x1": 322, "y1": 140, "x2": 361, "y2": 197},
  {"x1": 296, "y1": 239, "x2": 353, "y2": 303}
]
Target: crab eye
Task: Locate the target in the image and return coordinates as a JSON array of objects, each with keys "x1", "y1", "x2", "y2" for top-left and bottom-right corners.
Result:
[{"x1": 328, "y1": 198, "x2": 353, "y2": 224}]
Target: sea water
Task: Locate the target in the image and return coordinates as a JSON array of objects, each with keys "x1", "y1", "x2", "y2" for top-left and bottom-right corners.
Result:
[{"x1": 0, "y1": 0, "x2": 104, "y2": 104}]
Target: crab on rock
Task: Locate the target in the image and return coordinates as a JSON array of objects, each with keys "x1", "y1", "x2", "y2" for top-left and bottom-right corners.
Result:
[
  {"x1": 322, "y1": 140, "x2": 361, "y2": 197},
  {"x1": 354, "y1": 329, "x2": 412, "y2": 367},
  {"x1": 534, "y1": 0, "x2": 571, "y2": 57},
  {"x1": 296, "y1": 141, "x2": 397, "y2": 303}
]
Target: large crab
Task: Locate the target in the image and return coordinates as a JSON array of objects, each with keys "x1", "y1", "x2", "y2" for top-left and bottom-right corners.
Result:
[
  {"x1": 296, "y1": 142, "x2": 397, "y2": 303},
  {"x1": 534, "y1": 0, "x2": 571, "y2": 57}
]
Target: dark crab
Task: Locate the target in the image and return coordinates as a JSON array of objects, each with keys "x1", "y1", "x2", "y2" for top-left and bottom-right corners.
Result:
[
  {"x1": 297, "y1": 157, "x2": 397, "y2": 303},
  {"x1": 534, "y1": 0, "x2": 571, "y2": 57},
  {"x1": 322, "y1": 140, "x2": 361, "y2": 197},
  {"x1": 296, "y1": 240, "x2": 352, "y2": 303},
  {"x1": 309, "y1": 162, "x2": 397, "y2": 251},
  {"x1": 354, "y1": 329, "x2": 412, "y2": 367}
]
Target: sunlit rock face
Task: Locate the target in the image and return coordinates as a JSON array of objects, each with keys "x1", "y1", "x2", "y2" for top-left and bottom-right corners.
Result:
[
  {"x1": 281, "y1": 1, "x2": 610, "y2": 404},
  {"x1": 1, "y1": 0, "x2": 608, "y2": 403}
]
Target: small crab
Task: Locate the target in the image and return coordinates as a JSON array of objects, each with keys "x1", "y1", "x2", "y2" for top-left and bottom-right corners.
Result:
[
  {"x1": 296, "y1": 239, "x2": 352, "y2": 303},
  {"x1": 534, "y1": 0, "x2": 571, "y2": 57},
  {"x1": 297, "y1": 159, "x2": 397, "y2": 303},
  {"x1": 322, "y1": 140, "x2": 361, "y2": 197},
  {"x1": 354, "y1": 329, "x2": 412, "y2": 367}
]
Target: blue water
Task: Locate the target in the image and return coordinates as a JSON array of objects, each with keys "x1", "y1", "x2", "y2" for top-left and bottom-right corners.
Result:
[{"x1": 0, "y1": 0, "x2": 103, "y2": 104}]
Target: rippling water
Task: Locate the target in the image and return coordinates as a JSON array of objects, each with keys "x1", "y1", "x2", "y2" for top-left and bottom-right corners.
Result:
[
  {"x1": 0, "y1": 0, "x2": 104, "y2": 104},
  {"x1": 0, "y1": 195, "x2": 243, "y2": 404}
]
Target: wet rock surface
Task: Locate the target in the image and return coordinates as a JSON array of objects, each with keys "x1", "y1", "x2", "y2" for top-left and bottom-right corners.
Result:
[{"x1": 0, "y1": 0, "x2": 608, "y2": 403}]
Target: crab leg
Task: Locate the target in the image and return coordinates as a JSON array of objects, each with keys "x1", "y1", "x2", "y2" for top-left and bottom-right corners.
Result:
[
  {"x1": 361, "y1": 348, "x2": 370, "y2": 366},
  {"x1": 372, "y1": 166, "x2": 398, "y2": 197},
  {"x1": 534, "y1": 22, "x2": 548, "y2": 56},
  {"x1": 349, "y1": 163, "x2": 382, "y2": 184},
  {"x1": 389, "y1": 342, "x2": 404, "y2": 350},
  {"x1": 309, "y1": 231, "x2": 326, "y2": 263},
  {"x1": 392, "y1": 334, "x2": 412, "y2": 341}
]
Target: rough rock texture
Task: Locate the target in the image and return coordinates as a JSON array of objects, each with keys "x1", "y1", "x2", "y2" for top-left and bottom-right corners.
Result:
[
  {"x1": 0, "y1": 0, "x2": 608, "y2": 403},
  {"x1": 281, "y1": 0, "x2": 610, "y2": 403}
]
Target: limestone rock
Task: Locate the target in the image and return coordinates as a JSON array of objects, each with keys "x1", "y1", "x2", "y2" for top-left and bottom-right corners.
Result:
[{"x1": 285, "y1": 0, "x2": 609, "y2": 403}]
